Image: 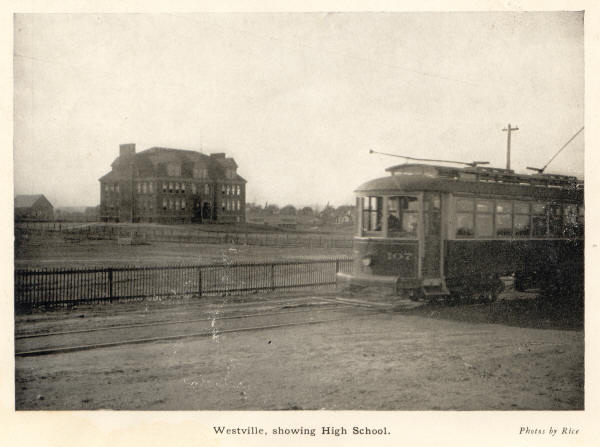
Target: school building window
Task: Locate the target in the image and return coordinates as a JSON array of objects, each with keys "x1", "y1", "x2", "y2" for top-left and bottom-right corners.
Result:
[{"x1": 167, "y1": 163, "x2": 181, "y2": 176}]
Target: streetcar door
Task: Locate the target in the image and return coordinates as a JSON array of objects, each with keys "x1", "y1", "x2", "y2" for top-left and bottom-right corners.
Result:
[{"x1": 422, "y1": 193, "x2": 441, "y2": 279}]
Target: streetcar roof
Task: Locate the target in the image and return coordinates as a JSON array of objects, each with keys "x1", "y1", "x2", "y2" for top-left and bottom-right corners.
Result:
[{"x1": 356, "y1": 164, "x2": 583, "y2": 202}]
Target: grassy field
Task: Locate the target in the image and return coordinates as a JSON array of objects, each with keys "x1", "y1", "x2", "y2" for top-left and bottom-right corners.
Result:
[{"x1": 15, "y1": 236, "x2": 352, "y2": 269}]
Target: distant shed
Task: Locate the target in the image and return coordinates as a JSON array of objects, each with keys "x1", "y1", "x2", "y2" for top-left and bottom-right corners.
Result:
[{"x1": 14, "y1": 194, "x2": 54, "y2": 221}]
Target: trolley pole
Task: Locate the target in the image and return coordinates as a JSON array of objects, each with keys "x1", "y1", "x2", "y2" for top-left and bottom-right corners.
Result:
[{"x1": 502, "y1": 123, "x2": 519, "y2": 170}]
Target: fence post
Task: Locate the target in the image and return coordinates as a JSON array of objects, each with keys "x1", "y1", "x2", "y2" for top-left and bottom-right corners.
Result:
[
  {"x1": 335, "y1": 259, "x2": 340, "y2": 274},
  {"x1": 108, "y1": 268, "x2": 113, "y2": 303},
  {"x1": 198, "y1": 267, "x2": 203, "y2": 298}
]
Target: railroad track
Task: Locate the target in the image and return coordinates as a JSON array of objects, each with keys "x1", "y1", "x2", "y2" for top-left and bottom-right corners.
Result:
[
  {"x1": 15, "y1": 294, "x2": 341, "y2": 337},
  {"x1": 15, "y1": 299, "x2": 383, "y2": 357},
  {"x1": 15, "y1": 303, "x2": 356, "y2": 339}
]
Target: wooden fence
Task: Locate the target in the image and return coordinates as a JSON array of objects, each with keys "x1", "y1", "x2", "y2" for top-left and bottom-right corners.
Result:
[{"x1": 14, "y1": 258, "x2": 353, "y2": 311}]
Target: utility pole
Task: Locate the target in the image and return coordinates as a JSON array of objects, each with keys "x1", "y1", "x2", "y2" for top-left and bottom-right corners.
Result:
[{"x1": 502, "y1": 123, "x2": 519, "y2": 170}]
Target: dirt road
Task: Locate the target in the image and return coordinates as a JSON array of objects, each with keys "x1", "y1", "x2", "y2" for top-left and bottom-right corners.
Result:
[{"x1": 15, "y1": 295, "x2": 583, "y2": 410}]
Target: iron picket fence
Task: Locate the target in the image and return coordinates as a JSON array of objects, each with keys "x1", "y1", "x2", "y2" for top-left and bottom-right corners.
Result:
[{"x1": 14, "y1": 258, "x2": 353, "y2": 310}]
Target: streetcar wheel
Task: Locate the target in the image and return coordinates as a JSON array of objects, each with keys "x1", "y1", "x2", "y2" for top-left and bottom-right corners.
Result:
[
  {"x1": 481, "y1": 290, "x2": 497, "y2": 303},
  {"x1": 447, "y1": 293, "x2": 461, "y2": 306}
]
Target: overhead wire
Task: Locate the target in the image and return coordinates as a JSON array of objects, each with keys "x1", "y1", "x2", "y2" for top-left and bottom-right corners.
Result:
[{"x1": 527, "y1": 126, "x2": 585, "y2": 173}]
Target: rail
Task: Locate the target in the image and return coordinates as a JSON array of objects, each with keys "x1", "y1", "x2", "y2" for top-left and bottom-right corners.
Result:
[{"x1": 14, "y1": 258, "x2": 353, "y2": 311}]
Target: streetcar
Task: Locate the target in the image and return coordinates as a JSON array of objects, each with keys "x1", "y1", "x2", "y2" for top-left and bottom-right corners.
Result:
[{"x1": 336, "y1": 163, "x2": 584, "y2": 302}]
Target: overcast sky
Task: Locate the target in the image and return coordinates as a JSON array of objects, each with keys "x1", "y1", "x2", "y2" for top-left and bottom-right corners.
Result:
[{"x1": 13, "y1": 12, "x2": 584, "y2": 208}]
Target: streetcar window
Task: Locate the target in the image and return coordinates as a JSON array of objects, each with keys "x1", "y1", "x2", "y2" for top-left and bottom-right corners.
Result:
[
  {"x1": 564, "y1": 204, "x2": 577, "y2": 223},
  {"x1": 514, "y1": 215, "x2": 531, "y2": 236},
  {"x1": 387, "y1": 196, "x2": 418, "y2": 237},
  {"x1": 424, "y1": 193, "x2": 441, "y2": 236},
  {"x1": 362, "y1": 196, "x2": 382, "y2": 232},
  {"x1": 514, "y1": 201, "x2": 531, "y2": 236},
  {"x1": 424, "y1": 195, "x2": 441, "y2": 210},
  {"x1": 532, "y1": 203, "x2": 547, "y2": 237},
  {"x1": 456, "y1": 198, "x2": 474, "y2": 212},
  {"x1": 476, "y1": 214, "x2": 494, "y2": 237},
  {"x1": 514, "y1": 201, "x2": 529, "y2": 215},
  {"x1": 532, "y1": 203, "x2": 546, "y2": 214},
  {"x1": 495, "y1": 201, "x2": 512, "y2": 213},
  {"x1": 495, "y1": 200, "x2": 513, "y2": 236},
  {"x1": 564, "y1": 204, "x2": 579, "y2": 238},
  {"x1": 495, "y1": 214, "x2": 512, "y2": 236},
  {"x1": 548, "y1": 204, "x2": 563, "y2": 237},
  {"x1": 456, "y1": 214, "x2": 474, "y2": 236},
  {"x1": 475, "y1": 200, "x2": 493, "y2": 237},
  {"x1": 456, "y1": 198, "x2": 474, "y2": 237},
  {"x1": 476, "y1": 200, "x2": 493, "y2": 213}
]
